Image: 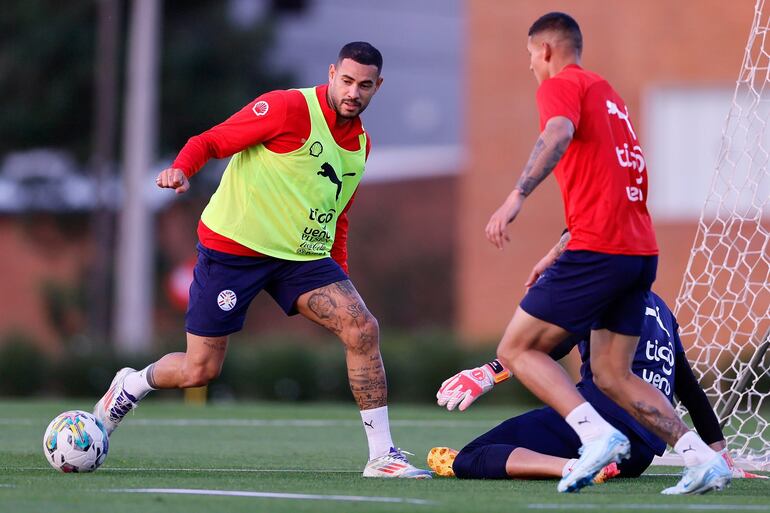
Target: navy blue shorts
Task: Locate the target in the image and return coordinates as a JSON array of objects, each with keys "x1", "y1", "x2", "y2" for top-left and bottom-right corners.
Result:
[
  {"x1": 453, "y1": 406, "x2": 656, "y2": 479},
  {"x1": 520, "y1": 250, "x2": 658, "y2": 336},
  {"x1": 185, "y1": 244, "x2": 349, "y2": 337}
]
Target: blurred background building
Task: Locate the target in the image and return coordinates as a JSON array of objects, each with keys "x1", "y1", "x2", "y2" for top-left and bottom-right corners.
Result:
[{"x1": 0, "y1": 0, "x2": 764, "y2": 398}]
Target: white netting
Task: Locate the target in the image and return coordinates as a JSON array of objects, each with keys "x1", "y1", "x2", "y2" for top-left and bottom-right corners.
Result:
[{"x1": 672, "y1": 0, "x2": 770, "y2": 470}]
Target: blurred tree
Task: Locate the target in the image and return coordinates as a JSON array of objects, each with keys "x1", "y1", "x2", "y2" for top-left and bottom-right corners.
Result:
[
  {"x1": 159, "y1": 0, "x2": 293, "y2": 154},
  {"x1": 0, "y1": 1, "x2": 96, "y2": 160},
  {"x1": 0, "y1": 0, "x2": 292, "y2": 162}
]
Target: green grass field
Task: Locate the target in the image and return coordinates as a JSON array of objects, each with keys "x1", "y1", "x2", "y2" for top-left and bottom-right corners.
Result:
[{"x1": 1, "y1": 399, "x2": 768, "y2": 513}]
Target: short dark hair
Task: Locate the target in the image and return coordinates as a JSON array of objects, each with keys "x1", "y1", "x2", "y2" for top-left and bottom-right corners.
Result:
[
  {"x1": 337, "y1": 42, "x2": 383, "y2": 74},
  {"x1": 528, "y1": 12, "x2": 582, "y2": 55}
]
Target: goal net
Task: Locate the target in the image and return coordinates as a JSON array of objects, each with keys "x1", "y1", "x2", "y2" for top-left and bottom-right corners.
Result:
[{"x1": 669, "y1": 0, "x2": 770, "y2": 471}]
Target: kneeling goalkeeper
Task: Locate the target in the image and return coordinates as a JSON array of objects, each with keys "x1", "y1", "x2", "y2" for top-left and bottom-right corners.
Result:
[{"x1": 432, "y1": 292, "x2": 763, "y2": 482}]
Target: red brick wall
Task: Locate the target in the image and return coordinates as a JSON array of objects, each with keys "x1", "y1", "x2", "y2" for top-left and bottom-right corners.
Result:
[{"x1": 459, "y1": 0, "x2": 754, "y2": 340}]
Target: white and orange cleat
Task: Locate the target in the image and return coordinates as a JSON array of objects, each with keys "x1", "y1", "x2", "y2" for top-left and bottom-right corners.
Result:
[
  {"x1": 93, "y1": 367, "x2": 139, "y2": 435},
  {"x1": 427, "y1": 447, "x2": 458, "y2": 477},
  {"x1": 363, "y1": 448, "x2": 432, "y2": 479}
]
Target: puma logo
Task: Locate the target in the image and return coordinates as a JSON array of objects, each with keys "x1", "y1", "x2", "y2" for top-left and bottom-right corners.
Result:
[
  {"x1": 364, "y1": 420, "x2": 374, "y2": 429},
  {"x1": 317, "y1": 162, "x2": 356, "y2": 201},
  {"x1": 577, "y1": 417, "x2": 590, "y2": 425},
  {"x1": 682, "y1": 445, "x2": 694, "y2": 453},
  {"x1": 606, "y1": 99, "x2": 637, "y2": 141}
]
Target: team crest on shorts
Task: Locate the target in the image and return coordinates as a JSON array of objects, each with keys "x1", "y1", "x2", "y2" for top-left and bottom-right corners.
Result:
[{"x1": 217, "y1": 289, "x2": 237, "y2": 311}]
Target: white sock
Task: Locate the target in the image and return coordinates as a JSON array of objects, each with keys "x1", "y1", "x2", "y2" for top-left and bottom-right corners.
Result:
[
  {"x1": 122, "y1": 365, "x2": 157, "y2": 401},
  {"x1": 562, "y1": 458, "x2": 578, "y2": 477},
  {"x1": 565, "y1": 402, "x2": 615, "y2": 444},
  {"x1": 674, "y1": 431, "x2": 715, "y2": 467},
  {"x1": 360, "y1": 406, "x2": 394, "y2": 460}
]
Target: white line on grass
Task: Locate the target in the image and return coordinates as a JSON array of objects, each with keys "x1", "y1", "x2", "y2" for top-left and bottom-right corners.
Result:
[
  {"x1": 4, "y1": 466, "x2": 361, "y2": 473},
  {"x1": 105, "y1": 487, "x2": 436, "y2": 505},
  {"x1": 0, "y1": 418, "x2": 494, "y2": 428},
  {"x1": 528, "y1": 505, "x2": 770, "y2": 511}
]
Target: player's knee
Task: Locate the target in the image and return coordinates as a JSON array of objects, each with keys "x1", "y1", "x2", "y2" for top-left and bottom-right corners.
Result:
[
  {"x1": 495, "y1": 347, "x2": 515, "y2": 372},
  {"x1": 496, "y1": 346, "x2": 524, "y2": 376},
  {"x1": 453, "y1": 447, "x2": 508, "y2": 479},
  {"x1": 592, "y1": 370, "x2": 621, "y2": 397},
  {"x1": 342, "y1": 314, "x2": 380, "y2": 354},
  {"x1": 452, "y1": 449, "x2": 475, "y2": 479}
]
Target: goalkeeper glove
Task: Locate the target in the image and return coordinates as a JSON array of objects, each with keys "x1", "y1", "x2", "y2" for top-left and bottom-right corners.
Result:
[
  {"x1": 436, "y1": 360, "x2": 511, "y2": 411},
  {"x1": 719, "y1": 448, "x2": 768, "y2": 479}
]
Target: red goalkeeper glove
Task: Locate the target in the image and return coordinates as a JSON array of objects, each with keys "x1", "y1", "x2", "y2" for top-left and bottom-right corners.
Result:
[{"x1": 436, "y1": 360, "x2": 511, "y2": 411}]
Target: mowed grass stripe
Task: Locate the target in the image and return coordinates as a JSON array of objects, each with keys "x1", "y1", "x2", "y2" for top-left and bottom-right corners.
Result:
[{"x1": 5, "y1": 466, "x2": 362, "y2": 473}]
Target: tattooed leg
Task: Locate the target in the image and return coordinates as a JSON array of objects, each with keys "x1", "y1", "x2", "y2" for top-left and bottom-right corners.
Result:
[
  {"x1": 590, "y1": 329, "x2": 688, "y2": 446},
  {"x1": 297, "y1": 280, "x2": 388, "y2": 410},
  {"x1": 630, "y1": 396, "x2": 690, "y2": 444},
  {"x1": 148, "y1": 333, "x2": 230, "y2": 389}
]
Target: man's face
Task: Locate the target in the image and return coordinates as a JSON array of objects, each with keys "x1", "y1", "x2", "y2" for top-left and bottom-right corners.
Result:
[
  {"x1": 527, "y1": 36, "x2": 549, "y2": 85},
  {"x1": 327, "y1": 58, "x2": 383, "y2": 119}
]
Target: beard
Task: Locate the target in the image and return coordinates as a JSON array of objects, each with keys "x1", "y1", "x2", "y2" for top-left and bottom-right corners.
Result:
[{"x1": 330, "y1": 93, "x2": 364, "y2": 119}]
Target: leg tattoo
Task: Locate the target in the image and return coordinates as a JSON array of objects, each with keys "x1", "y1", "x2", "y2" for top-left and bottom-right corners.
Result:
[
  {"x1": 631, "y1": 401, "x2": 689, "y2": 445},
  {"x1": 349, "y1": 354, "x2": 388, "y2": 410},
  {"x1": 203, "y1": 338, "x2": 227, "y2": 352},
  {"x1": 300, "y1": 280, "x2": 387, "y2": 410},
  {"x1": 307, "y1": 292, "x2": 342, "y2": 334}
]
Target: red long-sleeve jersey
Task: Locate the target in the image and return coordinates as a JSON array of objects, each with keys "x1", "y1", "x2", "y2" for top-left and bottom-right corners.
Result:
[{"x1": 172, "y1": 84, "x2": 371, "y2": 273}]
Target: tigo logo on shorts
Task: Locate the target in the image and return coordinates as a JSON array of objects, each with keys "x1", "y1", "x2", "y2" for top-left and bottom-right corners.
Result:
[{"x1": 217, "y1": 289, "x2": 237, "y2": 311}]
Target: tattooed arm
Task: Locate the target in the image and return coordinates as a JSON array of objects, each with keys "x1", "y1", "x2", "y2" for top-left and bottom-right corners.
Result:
[
  {"x1": 524, "y1": 230, "x2": 571, "y2": 288},
  {"x1": 485, "y1": 116, "x2": 575, "y2": 249}
]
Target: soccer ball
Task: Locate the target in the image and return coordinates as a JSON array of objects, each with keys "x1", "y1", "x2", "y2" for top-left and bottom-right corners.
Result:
[{"x1": 43, "y1": 410, "x2": 109, "y2": 472}]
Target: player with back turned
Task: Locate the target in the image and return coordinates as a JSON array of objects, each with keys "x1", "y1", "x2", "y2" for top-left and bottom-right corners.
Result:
[
  {"x1": 93, "y1": 42, "x2": 430, "y2": 479},
  {"x1": 481, "y1": 13, "x2": 731, "y2": 493}
]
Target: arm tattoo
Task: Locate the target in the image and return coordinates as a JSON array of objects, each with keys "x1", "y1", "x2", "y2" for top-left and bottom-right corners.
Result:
[
  {"x1": 555, "y1": 231, "x2": 571, "y2": 257},
  {"x1": 516, "y1": 137, "x2": 546, "y2": 196},
  {"x1": 515, "y1": 126, "x2": 572, "y2": 197}
]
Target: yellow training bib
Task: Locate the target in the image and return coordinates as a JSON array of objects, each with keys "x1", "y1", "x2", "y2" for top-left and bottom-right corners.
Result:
[{"x1": 201, "y1": 88, "x2": 366, "y2": 260}]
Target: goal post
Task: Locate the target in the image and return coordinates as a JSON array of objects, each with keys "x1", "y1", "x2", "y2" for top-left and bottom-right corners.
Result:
[{"x1": 659, "y1": 0, "x2": 770, "y2": 471}]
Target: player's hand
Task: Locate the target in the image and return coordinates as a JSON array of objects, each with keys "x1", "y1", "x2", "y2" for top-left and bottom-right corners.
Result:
[
  {"x1": 485, "y1": 191, "x2": 524, "y2": 250},
  {"x1": 155, "y1": 167, "x2": 190, "y2": 195},
  {"x1": 719, "y1": 448, "x2": 768, "y2": 479},
  {"x1": 437, "y1": 366, "x2": 495, "y2": 411},
  {"x1": 525, "y1": 252, "x2": 557, "y2": 288}
]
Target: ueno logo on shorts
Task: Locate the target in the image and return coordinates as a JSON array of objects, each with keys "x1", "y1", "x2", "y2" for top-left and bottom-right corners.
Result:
[{"x1": 217, "y1": 289, "x2": 237, "y2": 311}]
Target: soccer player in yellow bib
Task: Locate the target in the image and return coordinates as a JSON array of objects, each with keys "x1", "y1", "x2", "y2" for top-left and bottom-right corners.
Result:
[{"x1": 94, "y1": 42, "x2": 431, "y2": 479}]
